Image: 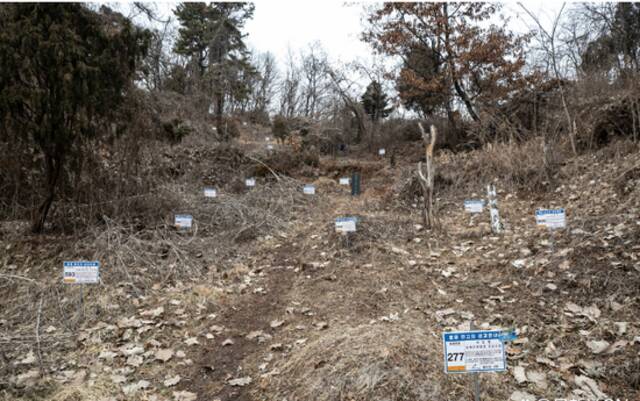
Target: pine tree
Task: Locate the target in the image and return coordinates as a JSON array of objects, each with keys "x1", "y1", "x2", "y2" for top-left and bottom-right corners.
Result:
[
  {"x1": 361, "y1": 80, "x2": 393, "y2": 123},
  {"x1": 0, "y1": 4, "x2": 149, "y2": 232},
  {"x1": 173, "y1": 2, "x2": 255, "y2": 127}
]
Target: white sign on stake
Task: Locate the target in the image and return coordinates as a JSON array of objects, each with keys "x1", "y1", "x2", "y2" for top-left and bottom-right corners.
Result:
[
  {"x1": 303, "y1": 184, "x2": 315, "y2": 195},
  {"x1": 204, "y1": 187, "x2": 217, "y2": 198},
  {"x1": 442, "y1": 330, "x2": 506, "y2": 374},
  {"x1": 265, "y1": 136, "x2": 271, "y2": 141},
  {"x1": 63, "y1": 261, "x2": 100, "y2": 284},
  {"x1": 267, "y1": 144, "x2": 274, "y2": 150},
  {"x1": 339, "y1": 177, "x2": 350, "y2": 185},
  {"x1": 335, "y1": 217, "x2": 357, "y2": 233},
  {"x1": 378, "y1": 148, "x2": 386, "y2": 156},
  {"x1": 464, "y1": 200, "x2": 484, "y2": 214},
  {"x1": 535, "y1": 208, "x2": 566, "y2": 229},
  {"x1": 245, "y1": 178, "x2": 256, "y2": 187},
  {"x1": 175, "y1": 214, "x2": 193, "y2": 230}
]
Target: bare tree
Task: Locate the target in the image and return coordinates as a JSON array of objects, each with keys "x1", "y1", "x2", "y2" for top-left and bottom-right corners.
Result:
[
  {"x1": 519, "y1": 2, "x2": 578, "y2": 156},
  {"x1": 325, "y1": 64, "x2": 369, "y2": 145},
  {"x1": 300, "y1": 43, "x2": 329, "y2": 119},
  {"x1": 279, "y1": 47, "x2": 301, "y2": 118},
  {"x1": 250, "y1": 51, "x2": 278, "y2": 116}
]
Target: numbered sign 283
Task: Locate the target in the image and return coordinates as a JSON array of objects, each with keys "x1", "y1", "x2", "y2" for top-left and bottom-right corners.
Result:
[
  {"x1": 63, "y1": 261, "x2": 100, "y2": 284},
  {"x1": 442, "y1": 330, "x2": 506, "y2": 373}
]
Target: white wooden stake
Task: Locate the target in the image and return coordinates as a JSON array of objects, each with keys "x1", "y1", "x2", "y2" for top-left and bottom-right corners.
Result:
[{"x1": 486, "y1": 184, "x2": 502, "y2": 234}]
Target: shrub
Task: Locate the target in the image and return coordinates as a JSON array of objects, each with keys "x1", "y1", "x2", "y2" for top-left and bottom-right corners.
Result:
[
  {"x1": 162, "y1": 118, "x2": 192, "y2": 144},
  {"x1": 272, "y1": 115, "x2": 290, "y2": 143},
  {"x1": 217, "y1": 116, "x2": 240, "y2": 141}
]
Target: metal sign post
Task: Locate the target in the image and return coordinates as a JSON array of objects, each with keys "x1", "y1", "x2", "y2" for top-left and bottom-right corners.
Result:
[
  {"x1": 63, "y1": 261, "x2": 100, "y2": 322},
  {"x1": 470, "y1": 322, "x2": 481, "y2": 401},
  {"x1": 335, "y1": 217, "x2": 357, "y2": 248},
  {"x1": 535, "y1": 208, "x2": 566, "y2": 254}
]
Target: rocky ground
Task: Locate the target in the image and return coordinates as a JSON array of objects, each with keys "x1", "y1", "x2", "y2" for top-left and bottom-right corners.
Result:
[{"x1": 1, "y1": 130, "x2": 639, "y2": 401}]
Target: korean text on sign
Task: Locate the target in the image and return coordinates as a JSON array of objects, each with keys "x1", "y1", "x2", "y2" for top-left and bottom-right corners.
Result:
[
  {"x1": 442, "y1": 330, "x2": 506, "y2": 374},
  {"x1": 535, "y1": 208, "x2": 566, "y2": 229},
  {"x1": 63, "y1": 261, "x2": 100, "y2": 284}
]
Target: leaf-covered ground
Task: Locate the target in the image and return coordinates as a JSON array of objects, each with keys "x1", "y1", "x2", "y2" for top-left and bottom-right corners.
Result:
[{"x1": 1, "y1": 131, "x2": 639, "y2": 401}]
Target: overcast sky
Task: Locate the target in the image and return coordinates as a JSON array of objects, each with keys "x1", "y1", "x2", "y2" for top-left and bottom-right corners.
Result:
[
  {"x1": 118, "y1": 1, "x2": 567, "y2": 71},
  {"x1": 243, "y1": 1, "x2": 565, "y2": 65}
]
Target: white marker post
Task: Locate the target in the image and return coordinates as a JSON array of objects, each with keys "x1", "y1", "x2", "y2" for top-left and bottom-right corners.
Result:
[
  {"x1": 63, "y1": 261, "x2": 100, "y2": 320},
  {"x1": 486, "y1": 185, "x2": 502, "y2": 234},
  {"x1": 303, "y1": 184, "x2": 315, "y2": 195},
  {"x1": 175, "y1": 214, "x2": 193, "y2": 231},
  {"x1": 204, "y1": 187, "x2": 217, "y2": 198}
]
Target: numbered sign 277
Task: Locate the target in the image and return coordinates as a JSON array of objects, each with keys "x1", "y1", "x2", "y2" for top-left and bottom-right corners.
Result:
[{"x1": 442, "y1": 330, "x2": 506, "y2": 374}]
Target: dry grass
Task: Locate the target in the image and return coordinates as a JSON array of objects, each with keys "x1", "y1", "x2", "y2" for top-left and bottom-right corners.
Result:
[{"x1": 259, "y1": 319, "x2": 468, "y2": 401}]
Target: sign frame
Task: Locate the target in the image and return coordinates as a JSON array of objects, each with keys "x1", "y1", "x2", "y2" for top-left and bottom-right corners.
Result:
[
  {"x1": 303, "y1": 184, "x2": 316, "y2": 195},
  {"x1": 63, "y1": 261, "x2": 100, "y2": 284},
  {"x1": 204, "y1": 187, "x2": 217, "y2": 198},
  {"x1": 464, "y1": 200, "x2": 484, "y2": 214},
  {"x1": 335, "y1": 217, "x2": 357, "y2": 233},
  {"x1": 175, "y1": 214, "x2": 193, "y2": 230},
  {"x1": 442, "y1": 330, "x2": 506, "y2": 374},
  {"x1": 535, "y1": 208, "x2": 566, "y2": 230}
]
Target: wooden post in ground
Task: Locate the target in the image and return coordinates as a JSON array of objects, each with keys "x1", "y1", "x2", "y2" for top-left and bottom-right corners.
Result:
[{"x1": 417, "y1": 123, "x2": 437, "y2": 228}]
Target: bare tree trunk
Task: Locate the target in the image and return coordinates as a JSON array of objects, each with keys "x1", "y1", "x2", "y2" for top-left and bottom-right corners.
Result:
[
  {"x1": 417, "y1": 123, "x2": 438, "y2": 228},
  {"x1": 32, "y1": 152, "x2": 63, "y2": 233}
]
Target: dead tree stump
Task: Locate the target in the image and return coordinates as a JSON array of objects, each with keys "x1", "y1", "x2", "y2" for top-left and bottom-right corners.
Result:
[{"x1": 417, "y1": 123, "x2": 438, "y2": 228}]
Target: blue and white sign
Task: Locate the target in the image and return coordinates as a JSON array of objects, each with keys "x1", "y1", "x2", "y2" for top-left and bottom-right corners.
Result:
[
  {"x1": 442, "y1": 330, "x2": 506, "y2": 374},
  {"x1": 63, "y1": 261, "x2": 100, "y2": 284},
  {"x1": 175, "y1": 214, "x2": 193, "y2": 230},
  {"x1": 464, "y1": 200, "x2": 484, "y2": 214},
  {"x1": 303, "y1": 184, "x2": 316, "y2": 195},
  {"x1": 535, "y1": 208, "x2": 566, "y2": 229},
  {"x1": 245, "y1": 178, "x2": 256, "y2": 187},
  {"x1": 204, "y1": 187, "x2": 217, "y2": 198},
  {"x1": 339, "y1": 177, "x2": 350, "y2": 185},
  {"x1": 335, "y1": 217, "x2": 357, "y2": 233}
]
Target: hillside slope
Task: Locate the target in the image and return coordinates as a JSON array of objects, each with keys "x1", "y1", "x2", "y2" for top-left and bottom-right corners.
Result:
[{"x1": 1, "y1": 129, "x2": 639, "y2": 401}]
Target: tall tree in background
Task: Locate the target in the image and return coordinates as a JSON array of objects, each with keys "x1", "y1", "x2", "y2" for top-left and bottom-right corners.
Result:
[
  {"x1": 396, "y1": 44, "x2": 449, "y2": 118},
  {"x1": 363, "y1": 3, "x2": 529, "y2": 124},
  {"x1": 361, "y1": 80, "x2": 393, "y2": 123},
  {"x1": 579, "y1": 3, "x2": 640, "y2": 75},
  {"x1": 249, "y1": 51, "x2": 278, "y2": 122},
  {"x1": 173, "y1": 2, "x2": 254, "y2": 127},
  {"x1": 0, "y1": 4, "x2": 149, "y2": 232}
]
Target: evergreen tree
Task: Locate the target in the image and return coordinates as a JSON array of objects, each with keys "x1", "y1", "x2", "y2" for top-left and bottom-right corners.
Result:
[
  {"x1": 361, "y1": 80, "x2": 393, "y2": 123},
  {"x1": 173, "y1": 2, "x2": 255, "y2": 126},
  {"x1": 0, "y1": 4, "x2": 149, "y2": 232}
]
